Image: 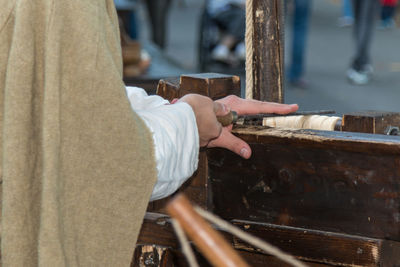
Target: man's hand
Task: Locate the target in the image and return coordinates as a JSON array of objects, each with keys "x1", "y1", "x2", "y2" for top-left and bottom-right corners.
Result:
[
  {"x1": 178, "y1": 94, "x2": 298, "y2": 159},
  {"x1": 177, "y1": 94, "x2": 230, "y2": 147}
]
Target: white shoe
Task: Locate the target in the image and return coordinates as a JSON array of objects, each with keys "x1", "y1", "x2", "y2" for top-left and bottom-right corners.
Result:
[
  {"x1": 234, "y1": 42, "x2": 246, "y2": 61},
  {"x1": 346, "y1": 66, "x2": 373, "y2": 85},
  {"x1": 211, "y1": 44, "x2": 230, "y2": 61}
]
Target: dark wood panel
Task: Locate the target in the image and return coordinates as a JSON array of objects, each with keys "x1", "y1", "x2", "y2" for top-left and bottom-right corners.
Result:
[
  {"x1": 232, "y1": 126, "x2": 400, "y2": 154},
  {"x1": 208, "y1": 127, "x2": 400, "y2": 240},
  {"x1": 342, "y1": 111, "x2": 400, "y2": 134},
  {"x1": 238, "y1": 250, "x2": 330, "y2": 267},
  {"x1": 230, "y1": 220, "x2": 400, "y2": 267},
  {"x1": 250, "y1": 0, "x2": 284, "y2": 102},
  {"x1": 132, "y1": 245, "x2": 175, "y2": 267},
  {"x1": 155, "y1": 77, "x2": 181, "y2": 101},
  {"x1": 137, "y1": 213, "x2": 177, "y2": 248},
  {"x1": 180, "y1": 73, "x2": 241, "y2": 99},
  {"x1": 156, "y1": 73, "x2": 241, "y2": 101},
  {"x1": 137, "y1": 212, "x2": 400, "y2": 266}
]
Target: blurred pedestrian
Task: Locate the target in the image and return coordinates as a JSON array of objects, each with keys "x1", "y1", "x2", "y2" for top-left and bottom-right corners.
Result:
[
  {"x1": 208, "y1": 0, "x2": 246, "y2": 63},
  {"x1": 145, "y1": 0, "x2": 172, "y2": 49},
  {"x1": 379, "y1": 0, "x2": 398, "y2": 29},
  {"x1": 346, "y1": 0, "x2": 380, "y2": 85},
  {"x1": 338, "y1": 0, "x2": 354, "y2": 27},
  {"x1": 287, "y1": 0, "x2": 312, "y2": 89},
  {"x1": 114, "y1": 0, "x2": 138, "y2": 39}
]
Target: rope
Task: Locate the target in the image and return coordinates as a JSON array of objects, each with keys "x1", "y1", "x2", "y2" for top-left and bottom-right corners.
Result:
[
  {"x1": 263, "y1": 115, "x2": 341, "y2": 131},
  {"x1": 194, "y1": 206, "x2": 308, "y2": 267},
  {"x1": 171, "y1": 219, "x2": 200, "y2": 267},
  {"x1": 245, "y1": 0, "x2": 254, "y2": 99}
]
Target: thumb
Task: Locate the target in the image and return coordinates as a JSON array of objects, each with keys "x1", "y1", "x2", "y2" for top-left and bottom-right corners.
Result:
[{"x1": 208, "y1": 129, "x2": 252, "y2": 159}]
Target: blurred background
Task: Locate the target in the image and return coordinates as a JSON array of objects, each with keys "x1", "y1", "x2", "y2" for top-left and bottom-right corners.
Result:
[{"x1": 117, "y1": 0, "x2": 400, "y2": 115}]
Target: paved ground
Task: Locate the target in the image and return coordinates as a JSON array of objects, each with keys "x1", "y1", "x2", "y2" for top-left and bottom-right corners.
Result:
[{"x1": 136, "y1": 0, "x2": 400, "y2": 115}]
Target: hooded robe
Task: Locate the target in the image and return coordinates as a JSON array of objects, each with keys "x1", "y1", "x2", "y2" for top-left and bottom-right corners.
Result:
[{"x1": 0, "y1": 0, "x2": 157, "y2": 265}]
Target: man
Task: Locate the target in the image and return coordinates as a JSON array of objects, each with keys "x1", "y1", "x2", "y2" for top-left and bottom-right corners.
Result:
[
  {"x1": 208, "y1": 0, "x2": 246, "y2": 63},
  {"x1": 287, "y1": 0, "x2": 312, "y2": 89},
  {"x1": 0, "y1": 0, "x2": 298, "y2": 266},
  {"x1": 346, "y1": 0, "x2": 380, "y2": 85}
]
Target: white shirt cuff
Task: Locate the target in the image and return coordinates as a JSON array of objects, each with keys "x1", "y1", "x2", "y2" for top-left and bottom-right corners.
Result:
[{"x1": 126, "y1": 86, "x2": 199, "y2": 201}]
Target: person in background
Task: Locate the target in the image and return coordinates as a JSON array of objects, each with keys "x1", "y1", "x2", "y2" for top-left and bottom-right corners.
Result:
[
  {"x1": 338, "y1": 0, "x2": 354, "y2": 27},
  {"x1": 379, "y1": 0, "x2": 398, "y2": 29},
  {"x1": 208, "y1": 0, "x2": 246, "y2": 63},
  {"x1": 114, "y1": 0, "x2": 138, "y2": 39},
  {"x1": 346, "y1": 0, "x2": 380, "y2": 85},
  {"x1": 287, "y1": 0, "x2": 312, "y2": 89}
]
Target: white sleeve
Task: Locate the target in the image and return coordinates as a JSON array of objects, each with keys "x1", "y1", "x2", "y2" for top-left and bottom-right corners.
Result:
[{"x1": 126, "y1": 86, "x2": 200, "y2": 201}]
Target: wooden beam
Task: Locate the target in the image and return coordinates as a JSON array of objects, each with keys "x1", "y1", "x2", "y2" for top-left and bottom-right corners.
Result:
[
  {"x1": 137, "y1": 212, "x2": 400, "y2": 266},
  {"x1": 208, "y1": 126, "x2": 400, "y2": 241},
  {"x1": 342, "y1": 111, "x2": 400, "y2": 134},
  {"x1": 248, "y1": 0, "x2": 284, "y2": 102},
  {"x1": 156, "y1": 73, "x2": 240, "y2": 101}
]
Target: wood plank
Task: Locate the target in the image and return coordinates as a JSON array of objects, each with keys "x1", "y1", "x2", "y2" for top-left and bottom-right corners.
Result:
[
  {"x1": 238, "y1": 250, "x2": 330, "y2": 267},
  {"x1": 208, "y1": 126, "x2": 400, "y2": 241},
  {"x1": 179, "y1": 73, "x2": 241, "y2": 100},
  {"x1": 249, "y1": 0, "x2": 284, "y2": 102},
  {"x1": 137, "y1": 212, "x2": 400, "y2": 266},
  {"x1": 156, "y1": 73, "x2": 241, "y2": 101},
  {"x1": 342, "y1": 111, "x2": 400, "y2": 134},
  {"x1": 155, "y1": 77, "x2": 181, "y2": 101},
  {"x1": 230, "y1": 220, "x2": 400, "y2": 267},
  {"x1": 132, "y1": 245, "x2": 175, "y2": 267}
]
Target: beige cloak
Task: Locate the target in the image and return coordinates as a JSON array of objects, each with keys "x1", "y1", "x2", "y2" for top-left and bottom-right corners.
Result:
[{"x1": 0, "y1": 0, "x2": 157, "y2": 265}]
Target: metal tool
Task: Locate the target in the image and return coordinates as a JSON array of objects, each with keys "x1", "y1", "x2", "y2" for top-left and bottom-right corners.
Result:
[
  {"x1": 217, "y1": 110, "x2": 336, "y2": 127},
  {"x1": 384, "y1": 126, "x2": 399, "y2": 136}
]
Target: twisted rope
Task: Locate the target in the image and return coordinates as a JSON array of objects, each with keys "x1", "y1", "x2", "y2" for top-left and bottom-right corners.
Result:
[{"x1": 245, "y1": 0, "x2": 254, "y2": 99}]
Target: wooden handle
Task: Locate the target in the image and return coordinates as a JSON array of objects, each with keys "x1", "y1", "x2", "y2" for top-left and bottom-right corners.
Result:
[
  {"x1": 166, "y1": 194, "x2": 250, "y2": 267},
  {"x1": 217, "y1": 111, "x2": 238, "y2": 126}
]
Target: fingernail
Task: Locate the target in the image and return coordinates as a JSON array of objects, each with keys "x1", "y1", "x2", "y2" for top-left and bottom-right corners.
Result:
[{"x1": 240, "y1": 148, "x2": 248, "y2": 157}]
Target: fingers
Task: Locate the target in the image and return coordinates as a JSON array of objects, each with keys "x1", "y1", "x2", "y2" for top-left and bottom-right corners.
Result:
[
  {"x1": 208, "y1": 129, "x2": 252, "y2": 159},
  {"x1": 236, "y1": 100, "x2": 298, "y2": 115},
  {"x1": 216, "y1": 95, "x2": 298, "y2": 115}
]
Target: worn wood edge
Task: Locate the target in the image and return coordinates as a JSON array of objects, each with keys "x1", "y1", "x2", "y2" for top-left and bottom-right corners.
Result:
[
  {"x1": 156, "y1": 77, "x2": 180, "y2": 91},
  {"x1": 181, "y1": 73, "x2": 240, "y2": 80},
  {"x1": 344, "y1": 111, "x2": 400, "y2": 117},
  {"x1": 232, "y1": 125, "x2": 400, "y2": 154},
  {"x1": 137, "y1": 212, "x2": 397, "y2": 266},
  {"x1": 229, "y1": 220, "x2": 386, "y2": 267},
  {"x1": 137, "y1": 212, "x2": 177, "y2": 248},
  {"x1": 156, "y1": 77, "x2": 181, "y2": 100},
  {"x1": 238, "y1": 250, "x2": 330, "y2": 267}
]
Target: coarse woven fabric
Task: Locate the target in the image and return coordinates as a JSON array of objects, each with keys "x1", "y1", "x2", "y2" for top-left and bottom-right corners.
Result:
[{"x1": 0, "y1": 0, "x2": 157, "y2": 266}]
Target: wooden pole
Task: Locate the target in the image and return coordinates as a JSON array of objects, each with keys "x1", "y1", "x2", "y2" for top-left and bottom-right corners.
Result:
[
  {"x1": 166, "y1": 194, "x2": 250, "y2": 267},
  {"x1": 249, "y1": 0, "x2": 284, "y2": 103}
]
